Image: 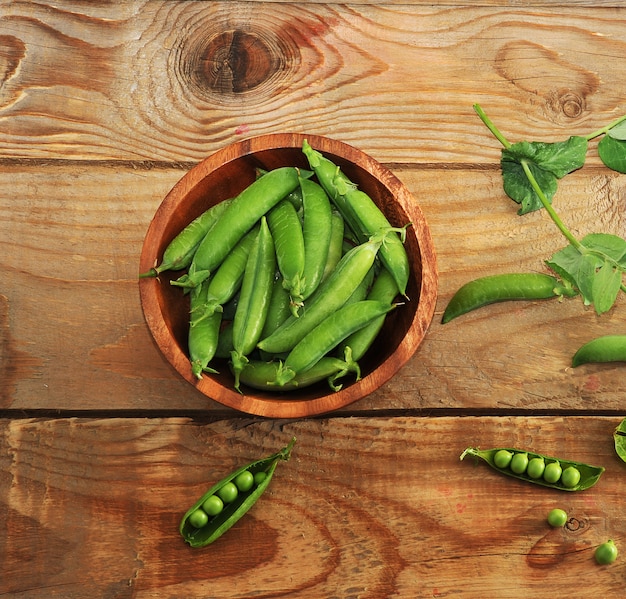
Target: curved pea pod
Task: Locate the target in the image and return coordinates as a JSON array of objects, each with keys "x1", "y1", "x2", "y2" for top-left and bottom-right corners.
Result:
[
  {"x1": 572, "y1": 335, "x2": 626, "y2": 367},
  {"x1": 236, "y1": 356, "x2": 359, "y2": 392},
  {"x1": 231, "y1": 217, "x2": 276, "y2": 391},
  {"x1": 257, "y1": 236, "x2": 383, "y2": 355},
  {"x1": 267, "y1": 199, "x2": 306, "y2": 316},
  {"x1": 460, "y1": 447, "x2": 605, "y2": 491},
  {"x1": 302, "y1": 140, "x2": 410, "y2": 297},
  {"x1": 442, "y1": 273, "x2": 578, "y2": 324},
  {"x1": 139, "y1": 199, "x2": 232, "y2": 278},
  {"x1": 180, "y1": 437, "x2": 296, "y2": 548},
  {"x1": 274, "y1": 299, "x2": 398, "y2": 386},
  {"x1": 191, "y1": 167, "x2": 305, "y2": 275}
]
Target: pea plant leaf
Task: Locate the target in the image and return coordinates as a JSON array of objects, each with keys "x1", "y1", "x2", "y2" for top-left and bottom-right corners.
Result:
[
  {"x1": 614, "y1": 417, "x2": 626, "y2": 465},
  {"x1": 598, "y1": 134, "x2": 626, "y2": 173},
  {"x1": 501, "y1": 137, "x2": 588, "y2": 214},
  {"x1": 546, "y1": 233, "x2": 626, "y2": 314}
]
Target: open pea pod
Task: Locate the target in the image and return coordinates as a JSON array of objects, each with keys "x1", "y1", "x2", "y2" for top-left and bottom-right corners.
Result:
[
  {"x1": 460, "y1": 446, "x2": 604, "y2": 491},
  {"x1": 614, "y1": 417, "x2": 626, "y2": 464},
  {"x1": 180, "y1": 437, "x2": 296, "y2": 547}
]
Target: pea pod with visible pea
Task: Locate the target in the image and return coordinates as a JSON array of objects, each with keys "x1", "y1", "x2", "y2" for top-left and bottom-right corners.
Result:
[
  {"x1": 180, "y1": 437, "x2": 296, "y2": 548},
  {"x1": 442, "y1": 273, "x2": 578, "y2": 323},
  {"x1": 460, "y1": 447, "x2": 604, "y2": 491}
]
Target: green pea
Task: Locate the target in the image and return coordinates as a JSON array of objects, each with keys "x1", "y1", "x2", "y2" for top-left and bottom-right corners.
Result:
[
  {"x1": 543, "y1": 461, "x2": 562, "y2": 484},
  {"x1": 254, "y1": 471, "x2": 267, "y2": 486},
  {"x1": 560, "y1": 466, "x2": 581, "y2": 488},
  {"x1": 510, "y1": 452, "x2": 529, "y2": 474},
  {"x1": 526, "y1": 457, "x2": 546, "y2": 479},
  {"x1": 595, "y1": 540, "x2": 618, "y2": 565},
  {"x1": 234, "y1": 470, "x2": 255, "y2": 493},
  {"x1": 547, "y1": 508, "x2": 568, "y2": 528},
  {"x1": 202, "y1": 495, "x2": 224, "y2": 517},
  {"x1": 188, "y1": 508, "x2": 209, "y2": 529},
  {"x1": 217, "y1": 482, "x2": 239, "y2": 504},
  {"x1": 493, "y1": 449, "x2": 513, "y2": 469}
]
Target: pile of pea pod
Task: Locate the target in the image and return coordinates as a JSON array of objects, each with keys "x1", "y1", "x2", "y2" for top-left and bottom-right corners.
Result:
[{"x1": 141, "y1": 140, "x2": 411, "y2": 393}]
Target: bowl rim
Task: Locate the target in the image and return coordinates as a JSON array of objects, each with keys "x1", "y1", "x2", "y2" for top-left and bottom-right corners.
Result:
[{"x1": 139, "y1": 132, "x2": 438, "y2": 418}]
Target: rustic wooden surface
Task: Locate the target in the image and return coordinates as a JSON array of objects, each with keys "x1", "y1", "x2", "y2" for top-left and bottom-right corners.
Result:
[{"x1": 1, "y1": 1, "x2": 625, "y2": 597}]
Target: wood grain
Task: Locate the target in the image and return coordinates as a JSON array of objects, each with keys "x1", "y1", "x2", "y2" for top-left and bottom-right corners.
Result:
[
  {"x1": 1, "y1": 3, "x2": 626, "y2": 164},
  {"x1": 1, "y1": 416, "x2": 624, "y2": 598},
  {"x1": 1, "y1": 160, "x2": 624, "y2": 412}
]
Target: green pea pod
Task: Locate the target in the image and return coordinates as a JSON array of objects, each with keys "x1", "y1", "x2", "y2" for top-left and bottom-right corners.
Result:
[
  {"x1": 572, "y1": 335, "x2": 626, "y2": 367},
  {"x1": 299, "y1": 177, "x2": 333, "y2": 300},
  {"x1": 460, "y1": 447, "x2": 605, "y2": 491},
  {"x1": 180, "y1": 438, "x2": 296, "y2": 548},
  {"x1": 188, "y1": 280, "x2": 222, "y2": 378},
  {"x1": 274, "y1": 300, "x2": 398, "y2": 386},
  {"x1": 205, "y1": 226, "x2": 258, "y2": 308},
  {"x1": 236, "y1": 356, "x2": 359, "y2": 392},
  {"x1": 260, "y1": 274, "x2": 293, "y2": 340},
  {"x1": 442, "y1": 273, "x2": 578, "y2": 324},
  {"x1": 302, "y1": 140, "x2": 410, "y2": 297},
  {"x1": 320, "y1": 210, "x2": 345, "y2": 283},
  {"x1": 267, "y1": 199, "x2": 306, "y2": 316},
  {"x1": 338, "y1": 267, "x2": 399, "y2": 361},
  {"x1": 139, "y1": 199, "x2": 232, "y2": 278},
  {"x1": 231, "y1": 217, "x2": 276, "y2": 390},
  {"x1": 192, "y1": 167, "x2": 307, "y2": 275},
  {"x1": 257, "y1": 235, "x2": 384, "y2": 355}
]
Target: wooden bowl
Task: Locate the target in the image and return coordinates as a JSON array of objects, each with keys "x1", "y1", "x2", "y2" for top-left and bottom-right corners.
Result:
[{"x1": 138, "y1": 133, "x2": 437, "y2": 417}]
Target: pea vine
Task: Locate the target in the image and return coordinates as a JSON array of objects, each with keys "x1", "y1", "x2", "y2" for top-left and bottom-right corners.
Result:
[{"x1": 474, "y1": 104, "x2": 626, "y2": 315}]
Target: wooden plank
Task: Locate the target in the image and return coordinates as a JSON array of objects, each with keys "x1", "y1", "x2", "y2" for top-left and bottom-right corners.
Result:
[
  {"x1": 1, "y1": 162, "x2": 625, "y2": 412},
  {"x1": 1, "y1": 3, "x2": 626, "y2": 163},
  {"x1": 1, "y1": 415, "x2": 624, "y2": 597}
]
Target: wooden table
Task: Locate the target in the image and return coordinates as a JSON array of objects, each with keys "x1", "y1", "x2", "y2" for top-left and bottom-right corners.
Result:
[{"x1": 2, "y1": 1, "x2": 625, "y2": 597}]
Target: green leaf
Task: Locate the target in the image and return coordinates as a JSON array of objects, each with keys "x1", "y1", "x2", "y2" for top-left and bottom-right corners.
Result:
[
  {"x1": 581, "y1": 233, "x2": 626, "y2": 267},
  {"x1": 546, "y1": 245, "x2": 599, "y2": 304},
  {"x1": 502, "y1": 160, "x2": 558, "y2": 214},
  {"x1": 592, "y1": 260, "x2": 623, "y2": 314},
  {"x1": 501, "y1": 136, "x2": 587, "y2": 214},
  {"x1": 598, "y1": 135, "x2": 626, "y2": 173},
  {"x1": 614, "y1": 417, "x2": 626, "y2": 464},
  {"x1": 608, "y1": 121, "x2": 626, "y2": 141}
]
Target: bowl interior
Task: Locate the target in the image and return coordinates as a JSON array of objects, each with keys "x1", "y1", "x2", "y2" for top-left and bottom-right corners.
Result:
[{"x1": 139, "y1": 133, "x2": 437, "y2": 417}]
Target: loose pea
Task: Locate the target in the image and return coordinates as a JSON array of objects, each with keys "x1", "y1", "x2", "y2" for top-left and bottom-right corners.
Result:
[
  {"x1": 494, "y1": 449, "x2": 513, "y2": 469},
  {"x1": 543, "y1": 461, "x2": 562, "y2": 484},
  {"x1": 595, "y1": 540, "x2": 618, "y2": 565},
  {"x1": 561, "y1": 466, "x2": 581, "y2": 488},
  {"x1": 234, "y1": 470, "x2": 255, "y2": 493},
  {"x1": 188, "y1": 508, "x2": 209, "y2": 529},
  {"x1": 202, "y1": 495, "x2": 224, "y2": 517},
  {"x1": 217, "y1": 482, "x2": 239, "y2": 504},
  {"x1": 510, "y1": 452, "x2": 529, "y2": 474},
  {"x1": 526, "y1": 457, "x2": 546, "y2": 479},
  {"x1": 254, "y1": 471, "x2": 267, "y2": 486},
  {"x1": 547, "y1": 508, "x2": 568, "y2": 528}
]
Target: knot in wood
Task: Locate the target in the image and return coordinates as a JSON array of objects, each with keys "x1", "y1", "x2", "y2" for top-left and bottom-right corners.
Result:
[
  {"x1": 546, "y1": 89, "x2": 586, "y2": 123},
  {"x1": 178, "y1": 27, "x2": 299, "y2": 103}
]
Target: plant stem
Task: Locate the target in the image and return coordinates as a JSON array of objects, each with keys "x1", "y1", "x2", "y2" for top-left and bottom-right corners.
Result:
[
  {"x1": 473, "y1": 104, "x2": 511, "y2": 149},
  {"x1": 586, "y1": 113, "x2": 626, "y2": 141},
  {"x1": 474, "y1": 104, "x2": 583, "y2": 251},
  {"x1": 519, "y1": 160, "x2": 583, "y2": 250}
]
